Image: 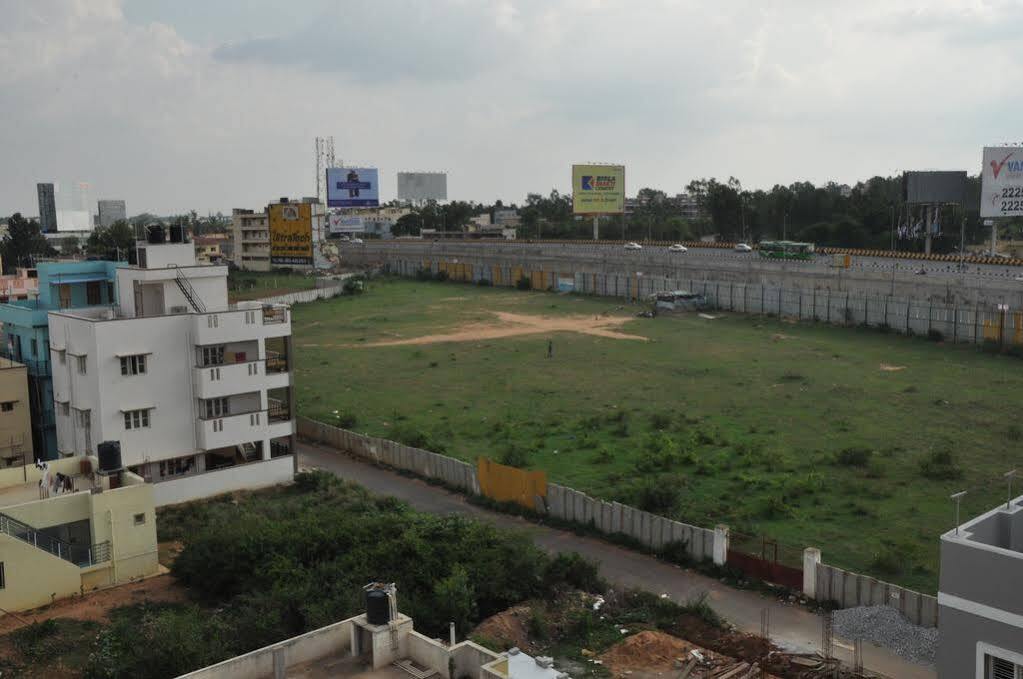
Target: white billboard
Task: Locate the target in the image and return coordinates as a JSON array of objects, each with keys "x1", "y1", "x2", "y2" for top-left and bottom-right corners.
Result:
[
  {"x1": 328, "y1": 213, "x2": 365, "y2": 234},
  {"x1": 326, "y1": 167, "x2": 379, "y2": 208},
  {"x1": 397, "y1": 172, "x2": 447, "y2": 201},
  {"x1": 981, "y1": 146, "x2": 1023, "y2": 217}
]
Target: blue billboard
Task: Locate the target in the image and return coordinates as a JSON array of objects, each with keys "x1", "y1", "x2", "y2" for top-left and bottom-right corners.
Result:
[{"x1": 326, "y1": 167, "x2": 379, "y2": 208}]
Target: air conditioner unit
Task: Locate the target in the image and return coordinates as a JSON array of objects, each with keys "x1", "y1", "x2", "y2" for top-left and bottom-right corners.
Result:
[{"x1": 169, "y1": 305, "x2": 188, "y2": 314}]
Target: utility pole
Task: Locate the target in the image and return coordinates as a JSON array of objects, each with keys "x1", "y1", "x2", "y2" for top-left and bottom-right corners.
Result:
[{"x1": 783, "y1": 212, "x2": 788, "y2": 241}]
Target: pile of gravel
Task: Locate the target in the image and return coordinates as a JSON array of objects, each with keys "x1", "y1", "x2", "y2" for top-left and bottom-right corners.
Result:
[{"x1": 831, "y1": 605, "x2": 937, "y2": 665}]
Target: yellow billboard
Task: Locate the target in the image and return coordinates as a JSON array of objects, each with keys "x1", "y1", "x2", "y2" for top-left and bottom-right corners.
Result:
[
  {"x1": 572, "y1": 164, "x2": 625, "y2": 215},
  {"x1": 269, "y1": 202, "x2": 313, "y2": 265}
]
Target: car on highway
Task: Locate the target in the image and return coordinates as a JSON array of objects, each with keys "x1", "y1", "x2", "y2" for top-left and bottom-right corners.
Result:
[
  {"x1": 351, "y1": 237, "x2": 364, "y2": 244},
  {"x1": 734, "y1": 243, "x2": 753, "y2": 252},
  {"x1": 624, "y1": 242, "x2": 643, "y2": 251},
  {"x1": 667, "y1": 244, "x2": 687, "y2": 253}
]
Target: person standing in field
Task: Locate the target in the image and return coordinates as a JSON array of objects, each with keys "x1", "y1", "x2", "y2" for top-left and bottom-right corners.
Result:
[{"x1": 547, "y1": 339, "x2": 553, "y2": 359}]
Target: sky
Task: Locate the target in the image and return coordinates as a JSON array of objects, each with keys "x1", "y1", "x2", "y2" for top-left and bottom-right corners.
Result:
[{"x1": 1, "y1": 0, "x2": 1021, "y2": 216}]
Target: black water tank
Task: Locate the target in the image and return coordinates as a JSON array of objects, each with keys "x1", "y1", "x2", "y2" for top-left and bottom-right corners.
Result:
[
  {"x1": 169, "y1": 224, "x2": 184, "y2": 243},
  {"x1": 365, "y1": 588, "x2": 391, "y2": 625},
  {"x1": 147, "y1": 225, "x2": 166, "y2": 244},
  {"x1": 97, "y1": 441, "x2": 122, "y2": 473}
]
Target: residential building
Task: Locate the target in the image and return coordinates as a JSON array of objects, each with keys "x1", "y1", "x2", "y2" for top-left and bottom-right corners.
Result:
[
  {"x1": 675, "y1": 193, "x2": 703, "y2": 220},
  {"x1": 232, "y1": 208, "x2": 270, "y2": 271},
  {"x1": 493, "y1": 209, "x2": 521, "y2": 228},
  {"x1": 938, "y1": 494, "x2": 1023, "y2": 678},
  {"x1": 0, "y1": 261, "x2": 123, "y2": 459},
  {"x1": 97, "y1": 199, "x2": 127, "y2": 228},
  {"x1": 194, "y1": 235, "x2": 227, "y2": 264},
  {"x1": 48, "y1": 225, "x2": 296, "y2": 506},
  {"x1": 0, "y1": 267, "x2": 39, "y2": 303},
  {"x1": 37, "y1": 183, "x2": 57, "y2": 233},
  {"x1": 0, "y1": 359, "x2": 34, "y2": 468},
  {"x1": 0, "y1": 454, "x2": 160, "y2": 613}
]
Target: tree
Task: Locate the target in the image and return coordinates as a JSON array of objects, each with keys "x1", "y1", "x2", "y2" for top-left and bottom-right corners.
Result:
[
  {"x1": 393, "y1": 213, "x2": 421, "y2": 237},
  {"x1": 59, "y1": 235, "x2": 81, "y2": 256},
  {"x1": 86, "y1": 220, "x2": 135, "y2": 261},
  {"x1": 0, "y1": 213, "x2": 53, "y2": 273}
]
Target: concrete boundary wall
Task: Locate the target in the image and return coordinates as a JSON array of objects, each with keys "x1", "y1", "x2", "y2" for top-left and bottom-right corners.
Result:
[{"x1": 804, "y1": 555, "x2": 938, "y2": 628}]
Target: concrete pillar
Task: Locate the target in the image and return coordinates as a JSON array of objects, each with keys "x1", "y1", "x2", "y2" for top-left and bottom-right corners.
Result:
[
  {"x1": 803, "y1": 547, "x2": 821, "y2": 599},
  {"x1": 273, "y1": 647, "x2": 286, "y2": 679},
  {"x1": 712, "y1": 524, "x2": 729, "y2": 566}
]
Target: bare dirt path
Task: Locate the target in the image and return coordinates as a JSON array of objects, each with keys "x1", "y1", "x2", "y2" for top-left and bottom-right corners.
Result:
[{"x1": 354, "y1": 311, "x2": 649, "y2": 347}]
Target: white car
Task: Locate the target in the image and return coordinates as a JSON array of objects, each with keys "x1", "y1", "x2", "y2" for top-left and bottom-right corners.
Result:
[
  {"x1": 351, "y1": 237, "x2": 364, "y2": 244},
  {"x1": 668, "y1": 244, "x2": 688, "y2": 253},
  {"x1": 735, "y1": 243, "x2": 753, "y2": 252},
  {"x1": 624, "y1": 242, "x2": 643, "y2": 251}
]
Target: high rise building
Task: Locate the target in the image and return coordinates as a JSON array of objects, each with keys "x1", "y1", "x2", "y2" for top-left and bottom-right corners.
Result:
[
  {"x1": 97, "y1": 200, "x2": 127, "y2": 228},
  {"x1": 36, "y1": 183, "x2": 57, "y2": 233}
]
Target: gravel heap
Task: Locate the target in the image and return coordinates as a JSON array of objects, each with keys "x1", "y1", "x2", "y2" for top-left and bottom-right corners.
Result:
[{"x1": 831, "y1": 605, "x2": 937, "y2": 665}]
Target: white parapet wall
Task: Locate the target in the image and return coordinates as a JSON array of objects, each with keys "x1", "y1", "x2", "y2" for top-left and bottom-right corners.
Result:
[{"x1": 153, "y1": 456, "x2": 294, "y2": 507}]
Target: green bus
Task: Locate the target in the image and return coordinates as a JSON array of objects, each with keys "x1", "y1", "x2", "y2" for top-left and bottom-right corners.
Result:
[{"x1": 758, "y1": 240, "x2": 816, "y2": 260}]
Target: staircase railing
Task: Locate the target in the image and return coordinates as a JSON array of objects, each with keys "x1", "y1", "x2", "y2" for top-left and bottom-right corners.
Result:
[
  {"x1": 0, "y1": 511, "x2": 110, "y2": 567},
  {"x1": 174, "y1": 269, "x2": 207, "y2": 313}
]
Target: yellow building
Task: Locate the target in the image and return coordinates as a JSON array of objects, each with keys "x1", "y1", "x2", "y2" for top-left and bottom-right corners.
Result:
[
  {"x1": 0, "y1": 358, "x2": 33, "y2": 469},
  {"x1": 0, "y1": 456, "x2": 160, "y2": 613}
]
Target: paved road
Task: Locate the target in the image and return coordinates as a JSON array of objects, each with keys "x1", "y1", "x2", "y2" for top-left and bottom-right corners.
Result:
[{"x1": 298, "y1": 442, "x2": 936, "y2": 679}]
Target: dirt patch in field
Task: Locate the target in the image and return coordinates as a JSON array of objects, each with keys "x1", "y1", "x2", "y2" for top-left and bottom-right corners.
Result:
[
  {"x1": 879, "y1": 364, "x2": 906, "y2": 371},
  {"x1": 472, "y1": 604, "x2": 533, "y2": 651},
  {"x1": 352, "y1": 311, "x2": 648, "y2": 347},
  {"x1": 600, "y1": 630, "x2": 782, "y2": 679},
  {"x1": 0, "y1": 573, "x2": 186, "y2": 635}
]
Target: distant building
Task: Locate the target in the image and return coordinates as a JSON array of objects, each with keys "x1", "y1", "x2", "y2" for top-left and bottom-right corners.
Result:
[
  {"x1": 231, "y1": 208, "x2": 270, "y2": 271},
  {"x1": 938, "y1": 494, "x2": 1023, "y2": 678},
  {"x1": 96, "y1": 200, "x2": 126, "y2": 228},
  {"x1": 49, "y1": 227, "x2": 295, "y2": 506},
  {"x1": 37, "y1": 183, "x2": 57, "y2": 233},
  {"x1": 493, "y1": 209, "x2": 521, "y2": 228},
  {"x1": 675, "y1": 193, "x2": 703, "y2": 220},
  {"x1": 0, "y1": 268, "x2": 39, "y2": 303},
  {"x1": 194, "y1": 235, "x2": 227, "y2": 264}
]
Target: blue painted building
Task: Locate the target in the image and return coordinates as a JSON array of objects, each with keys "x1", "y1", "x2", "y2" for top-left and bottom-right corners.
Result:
[{"x1": 0, "y1": 261, "x2": 124, "y2": 459}]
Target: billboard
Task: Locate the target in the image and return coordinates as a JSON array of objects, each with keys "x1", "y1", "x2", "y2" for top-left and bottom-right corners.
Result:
[
  {"x1": 903, "y1": 171, "x2": 967, "y2": 204},
  {"x1": 326, "y1": 167, "x2": 379, "y2": 208},
  {"x1": 328, "y1": 213, "x2": 365, "y2": 234},
  {"x1": 572, "y1": 164, "x2": 625, "y2": 214},
  {"x1": 982, "y1": 147, "x2": 1023, "y2": 218},
  {"x1": 269, "y1": 202, "x2": 313, "y2": 265},
  {"x1": 397, "y1": 172, "x2": 448, "y2": 201}
]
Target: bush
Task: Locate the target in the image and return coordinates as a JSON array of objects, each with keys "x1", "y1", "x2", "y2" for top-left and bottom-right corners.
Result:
[
  {"x1": 342, "y1": 277, "x2": 365, "y2": 295},
  {"x1": 476, "y1": 278, "x2": 492, "y2": 287},
  {"x1": 835, "y1": 447, "x2": 872, "y2": 467},
  {"x1": 434, "y1": 270, "x2": 449, "y2": 282},
  {"x1": 630, "y1": 477, "x2": 682, "y2": 514},
  {"x1": 649, "y1": 412, "x2": 673, "y2": 431},
  {"x1": 415, "y1": 268, "x2": 434, "y2": 281},
  {"x1": 1009, "y1": 425, "x2": 1023, "y2": 442},
  {"x1": 926, "y1": 328, "x2": 944, "y2": 342},
  {"x1": 515, "y1": 275, "x2": 532, "y2": 291},
  {"x1": 919, "y1": 448, "x2": 963, "y2": 481},
  {"x1": 542, "y1": 553, "x2": 606, "y2": 594},
  {"x1": 500, "y1": 443, "x2": 530, "y2": 469},
  {"x1": 333, "y1": 409, "x2": 357, "y2": 429}
]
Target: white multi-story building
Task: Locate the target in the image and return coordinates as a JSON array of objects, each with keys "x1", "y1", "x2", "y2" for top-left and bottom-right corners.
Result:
[
  {"x1": 48, "y1": 227, "x2": 295, "y2": 506},
  {"x1": 232, "y1": 208, "x2": 271, "y2": 271}
]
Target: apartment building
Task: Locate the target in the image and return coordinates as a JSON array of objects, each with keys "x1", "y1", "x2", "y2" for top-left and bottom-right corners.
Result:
[
  {"x1": 232, "y1": 208, "x2": 271, "y2": 271},
  {"x1": 938, "y1": 494, "x2": 1023, "y2": 678},
  {"x1": 48, "y1": 227, "x2": 295, "y2": 506},
  {"x1": 0, "y1": 358, "x2": 33, "y2": 468},
  {"x1": 0, "y1": 261, "x2": 123, "y2": 458}
]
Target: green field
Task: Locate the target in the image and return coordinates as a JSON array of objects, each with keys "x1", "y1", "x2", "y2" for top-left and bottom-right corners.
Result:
[
  {"x1": 228, "y1": 270, "x2": 317, "y2": 301},
  {"x1": 293, "y1": 278, "x2": 1023, "y2": 591}
]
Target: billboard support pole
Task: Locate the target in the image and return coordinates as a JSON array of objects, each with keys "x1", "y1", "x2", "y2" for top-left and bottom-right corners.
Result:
[
  {"x1": 991, "y1": 219, "x2": 998, "y2": 257},
  {"x1": 924, "y1": 205, "x2": 933, "y2": 256},
  {"x1": 592, "y1": 216, "x2": 599, "y2": 241}
]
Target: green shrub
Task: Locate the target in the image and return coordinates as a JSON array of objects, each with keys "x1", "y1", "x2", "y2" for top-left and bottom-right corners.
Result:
[
  {"x1": 926, "y1": 328, "x2": 944, "y2": 342},
  {"x1": 501, "y1": 443, "x2": 530, "y2": 469},
  {"x1": 333, "y1": 409, "x2": 357, "y2": 429},
  {"x1": 516, "y1": 275, "x2": 532, "y2": 291},
  {"x1": 649, "y1": 412, "x2": 673, "y2": 430},
  {"x1": 835, "y1": 447, "x2": 872, "y2": 467},
  {"x1": 591, "y1": 446, "x2": 614, "y2": 464},
  {"x1": 630, "y1": 477, "x2": 682, "y2": 514},
  {"x1": 542, "y1": 553, "x2": 606, "y2": 594},
  {"x1": 1007, "y1": 425, "x2": 1022, "y2": 442},
  {"x1": 919, "y1": 448, "x2": 963, "y2": 481},
  {"x1": 476, "y1": 278, "x2": 493, "y2": 287}
]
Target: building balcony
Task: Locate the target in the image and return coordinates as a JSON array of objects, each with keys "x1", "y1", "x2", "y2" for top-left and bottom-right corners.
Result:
[
  {"x1": 196, "y1": 410, "x2": 268, "y2": 451},
  {"x1": 192, "y1": 304, "x2": 291, "y2": 345},
  {"x1": 193, "y1": 360, "x2": 266, "y2": 399}
]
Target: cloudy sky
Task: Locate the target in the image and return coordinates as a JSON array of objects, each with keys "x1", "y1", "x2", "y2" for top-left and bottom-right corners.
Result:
[{"x1": 1, "y1": 0, "x2": 1019, "y2": 216}]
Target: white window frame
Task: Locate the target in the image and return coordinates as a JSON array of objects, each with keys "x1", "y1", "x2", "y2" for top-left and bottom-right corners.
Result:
[
  {"x1": 75, "y1": 355, "x2": 87, "y2": 374},
  {"x1": 123, "y1": 408, "x2": 151, "y2": 430},
  {"x1": 201, "y1": 346, "x2": 225, "y2": 367},
  {"x1": 979, "y1": 643, "x2": 1023, "y2": 679},
  {"x1": 204, "y1": 397, "x2": 229, "y2": 419},
  {"x1": 120, "y1": 354, "x2": 147, "y2": 376}
]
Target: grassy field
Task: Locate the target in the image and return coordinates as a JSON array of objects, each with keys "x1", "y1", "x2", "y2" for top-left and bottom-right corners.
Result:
[
  {"x1": 227, "y1": 270, "x2": 317, "y2": 301},
  {"x1": 293, "y1": 278, "x2": 1023, "y2": 591}
]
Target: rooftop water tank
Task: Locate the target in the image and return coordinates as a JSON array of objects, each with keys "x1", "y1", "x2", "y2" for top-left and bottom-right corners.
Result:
[
  {"x1": 365, "y1": 588, "x2": 391, "y2": 625},
  {"x1": 97, "y1": 441, "x2": 122, "y2": 474}
]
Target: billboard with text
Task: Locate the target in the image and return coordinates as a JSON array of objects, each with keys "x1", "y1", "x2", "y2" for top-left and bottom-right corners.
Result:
[
  {"x1": 572, "y1": 164, "x2": 624, "y2": 214},
  {"x1": 982, "y1": 147, "x2": 1023, "y2": 218},
  {"x1": 328, "y1": 213, "x2": 365, "y2": 234},
  {"x1": 327, "y1": 167, "x2": 379, "y2": 208},
  {"x1": 397, "y1": 172, "x2": 448, "y2": 201},
  {"x1": 269, "y1": 202, "x2": 313, "y2": 265}
]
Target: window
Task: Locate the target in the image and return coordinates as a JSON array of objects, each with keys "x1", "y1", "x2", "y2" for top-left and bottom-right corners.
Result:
[
  {"x1": 73, "y1": 408, "x2": 90, "y2": 428},
  {"x1": 86, "y1": 281, "x2": 101, "y2": 305},
  {"x1": 30, "y1": 338, "x2": 37, "y2": 357},
  {"x1": 987, "y1": 655, "x2": 1023, "y2": 679},
  {"x1": 204, "y1": 397, "x2": 229, "y2": 419},
  {"x1": 120, "y1": 354, "x2": 147, "y2": 376},
  {"x1": 200, "y1": 346, "x2": 225, "y2": 367},
  {"x1": 0, "y1": 402, "x2": 13, "y2": 413},
  {"x1": 159, "y1": 456, "x2": 195, "y2": 478},
  {"x1": 76, "y1": 356, "x2": 87, "y2": 374},
  {"x1": 123, "y1": 409, "x2": 151, "y2": 430},
  {"x1": 0, "y1": 562, "x2": 4, "y2": 589},
  {"x1": 133, "y1": 513, "x2": 146, "y2": 526}
]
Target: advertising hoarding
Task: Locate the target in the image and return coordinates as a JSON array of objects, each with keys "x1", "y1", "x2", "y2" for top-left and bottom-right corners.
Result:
[
  {"x1": 328, "y1": 213, "x2": 365, "y2": 234},
  {"x1": 269, "y1": 202, "x2": 313, "y2": 265},
  {"x1": 903, "y1": 171, "x2": 967, "y2": 204},
  {"x1": 326, "y1": 167, "x2": 379, "y2": 208},
  {"x1": 982, "y1": 147, "x2": 1023, "y2": 217},
  {"x1": 397, "y1": 172, "x2": 448, "y2": 201},
  {"x1": 572, "y1": 164, "x2": 625, "y2": 215}
]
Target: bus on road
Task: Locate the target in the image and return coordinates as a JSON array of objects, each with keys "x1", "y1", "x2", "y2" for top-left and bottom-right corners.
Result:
[{"x1": 758, "y1": 240, "x2": 816, "y2": 260}]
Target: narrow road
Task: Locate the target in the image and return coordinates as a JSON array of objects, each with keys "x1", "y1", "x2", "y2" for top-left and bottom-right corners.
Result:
[{"x1": 298, "y1": 442, "x2": 935, "y2": 679}]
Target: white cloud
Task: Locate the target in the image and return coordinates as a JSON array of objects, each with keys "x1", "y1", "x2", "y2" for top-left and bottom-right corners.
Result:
[{"x1": 0, "y1": 0, "x2": 1016, "y2": 216}]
